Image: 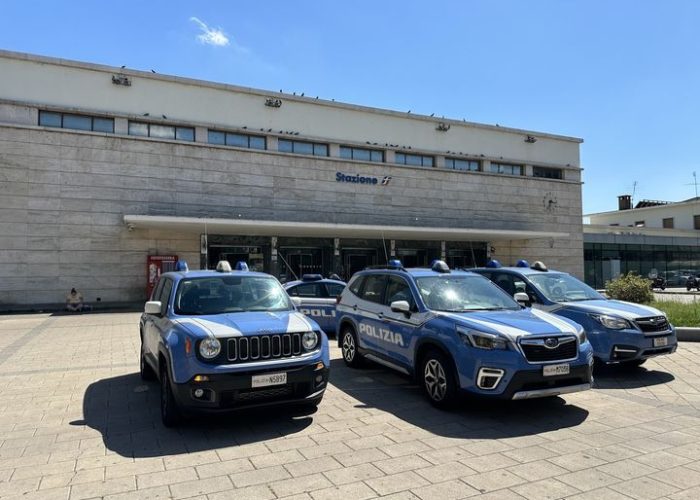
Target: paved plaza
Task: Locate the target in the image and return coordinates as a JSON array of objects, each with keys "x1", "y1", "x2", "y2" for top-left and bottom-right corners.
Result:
[{"x1": 0, "y1": 313, "x2": 699, "y2": 499}]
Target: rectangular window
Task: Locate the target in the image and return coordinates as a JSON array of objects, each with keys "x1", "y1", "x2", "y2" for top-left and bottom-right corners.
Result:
[
  {"x1": 663, "y1": 217, "x2": 674, "y2": 229},
  {"x1": 635, "y1": 221, "x2": 645, "y2": 227},
  {"x1": 395, "y1": 152, "x2": 433, "y2": 167},
  {"x1": 695, "y1": 215, "x2": 700, "y2": 230},
  {"x1": 129, "y1": 122, "x2": 194, "y2": 141},
  {"x1": 278, "y1": 139, "x2": 328, "y2": 156},
  {"x1": 533, "y1": 166, "x2": 563, "y2": 179},
  {"x1": 490, "y1": 162, "x2": 523, "y2": 176},
  {"x1": 445, "y1": 158, "x2": 479, "y2": 171},
  {"x1": 208, "y1": 130, "x2": 225, "y2": 145},
  {"x1": 39, "y1": 110, "x2": 114, "y2": 133},
  {"x1": 340, "y1": 146, "x2": 384, "y2": 163}
]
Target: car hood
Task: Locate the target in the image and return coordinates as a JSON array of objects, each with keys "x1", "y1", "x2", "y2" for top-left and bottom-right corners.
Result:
[
  {"x1": 173, "y1": 311, "x2": 316, "y2": 338},
  {"x1": 436, "y1": 308, "x2": 579, "y2": 341},
  {"x1": 560, "y1": 299, "x2": 663, "y2": 320}
]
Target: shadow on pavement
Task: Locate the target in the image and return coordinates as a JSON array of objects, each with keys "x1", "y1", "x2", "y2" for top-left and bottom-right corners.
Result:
[
  {"x1": 593, "y1": 364, "x2": 675, "y2": 390},
  {"x1": 77, "y1": 373, "x2": 314, "y2": 458},
  {"x1": 329, "y1": 358, "x2": 589, "y2": 439}
]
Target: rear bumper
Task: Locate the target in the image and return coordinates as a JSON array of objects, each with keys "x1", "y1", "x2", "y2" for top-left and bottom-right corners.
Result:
[{"x1": 171, "y1": 361, "x2": 328, "y2": 413}]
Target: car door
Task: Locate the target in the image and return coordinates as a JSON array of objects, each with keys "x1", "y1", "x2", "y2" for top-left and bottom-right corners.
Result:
[
  {"x1": 148, "y1": 278, "x2": 174, "y2": 360},
  {"x1": 353, "y1": 274, "x2": 389, "y2": 354},
  {"x1": 380, "y1": 275, "x2": 426, "y2": 367},
  {"x1": 143, "y1": 278, "x2": 165, "y2": 363},
  {"x1": 288, "y1": 282, "x2": 335, "y2": 333}
]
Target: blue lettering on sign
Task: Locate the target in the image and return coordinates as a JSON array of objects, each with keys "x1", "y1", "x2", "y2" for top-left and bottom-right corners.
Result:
[{"x1": 336, "y1": 172, "x2": 380, "y2": 185}]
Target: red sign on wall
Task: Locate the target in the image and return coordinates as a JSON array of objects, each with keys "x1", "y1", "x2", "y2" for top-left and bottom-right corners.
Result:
[{"x1": 146, "y1": 255, "x2": 178, "y2": 298}]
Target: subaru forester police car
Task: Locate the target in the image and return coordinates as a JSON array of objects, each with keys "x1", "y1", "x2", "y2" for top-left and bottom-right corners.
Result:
[
  {"x1": 336, "y1": 260, "x2": 593, "y2": 408},
  {"x1": 471, "y1": 260, "x2": 677, "y2": 367},
  {"x1": 139, "y1": 261, "x2": 329, "y2": 426},
  {"x1": 283, "y1": 275, "x2": 346, "y2": 335}
]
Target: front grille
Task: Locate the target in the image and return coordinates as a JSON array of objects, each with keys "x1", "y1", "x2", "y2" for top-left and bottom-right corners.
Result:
[
  {"x1": 520, "y1": 336, "x2": 577, "y2": 363},
  {"x1": 227, "y1": 333, "x2": 303, "y2": 363},
  {"x1": 634, "y1": 316, "x2": 670, "y2": 333}
]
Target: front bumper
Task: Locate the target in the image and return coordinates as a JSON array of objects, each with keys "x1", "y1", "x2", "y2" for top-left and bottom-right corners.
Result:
[
  {"x1": 170, "y1": 361, "x2": 329, "y2": 413},
  {"x1": 591, "y1": 329, "x2": 678, "y2": 364}
]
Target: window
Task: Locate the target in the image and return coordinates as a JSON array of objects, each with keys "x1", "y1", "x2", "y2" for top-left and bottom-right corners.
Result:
[
  {"x1": 287, "y1": 283, "x2": 323, "y2": 297},
  {"x1": 384, "y1": 276, "x2": 414, "y2": 308},
  {"x1": 278, "y1": 139, "x2": 328, "y2": 156},
  {"x1": 348, "y1": 276, "x2": 365, "y2": 296},
  {"x1": 445, "y1": 158, "x2": 479, "y2": 172},
  {"x1": 490, "y1": 162, "x2": 523, "y2": 176},
  {"x1": 159, "y1": 279, "x2": 173, "y2": 316},
  {"x1": 533, "y1": 166, "x2": 563, "y2": 180},
  {"x1": 208, "y1": 130, "x2": 266, "y2": 150},
  {"x1": 395, "y1": 152, "x2": 433, "y2": 167},
  {"x1": 326, "y1": 283, "x2": 345, "y2": 297},
  {"x1": 635, "y1": 221, "x2": 645, "y2": 227},
  {"x1": 340, "y1": 146, "x2": 384, "y2": 163},
  {"x1": 663, "y1": 217, "x2": 674, "y2": 229},
  {"x1": 695, "y1": 215, "x2": 700, "y2": 230},
  {"x1": 39, "y1": 111, "x2": 114, "y2": 133},
  {"x1": 359, "y1": 275, "x2": 387, "y2": 304},
  {"x1": 128, "y1": 122, "x2": 195, "y2": 141}
]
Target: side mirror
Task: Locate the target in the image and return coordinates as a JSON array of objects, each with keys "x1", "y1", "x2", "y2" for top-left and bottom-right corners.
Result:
[
  {"x1": 390, "y1": 300, "x2": 411, "y2": 314},
  {"x1": 144, "y1": 301, "x2": 162, "y2": 315},
  {"x1": 514, "y1": 292, "x2": 531, "y2": 307},
  {"x1": 290, "y1": 297, "x2": 302, "y2": 307}
]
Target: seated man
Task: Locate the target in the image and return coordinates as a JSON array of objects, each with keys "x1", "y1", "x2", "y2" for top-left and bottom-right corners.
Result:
[{"x1": 66, "y1": 288, "x2": 84, "y2": 312}]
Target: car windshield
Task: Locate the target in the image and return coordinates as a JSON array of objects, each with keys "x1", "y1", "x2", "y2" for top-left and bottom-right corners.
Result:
[
  {"x1": 175, "y1": 276, "x2": 292, "y2": 315},
  {"x1": 527, "y1": 272, "x2": 604, "y2": 302},
  {"x1": 415, "y1": 275, "x2": 520, "y2": 312}
]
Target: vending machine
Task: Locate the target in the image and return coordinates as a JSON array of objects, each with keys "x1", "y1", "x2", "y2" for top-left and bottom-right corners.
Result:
[{"x1": 146, "y1": 255, "x2": 178, "y2": 298}]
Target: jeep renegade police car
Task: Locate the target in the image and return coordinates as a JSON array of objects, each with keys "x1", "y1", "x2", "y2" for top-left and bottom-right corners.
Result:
[
  {"x1": 140, "y1": 261, "x2": 330, "y2": 426},
  {"x1": 336, "y1": 260, "x2": 593, "y2": 407},
  {"x1": 283, "y1": 275, "x2": 346, "y2": 335},
  {"x1": 471, "y1": 260, "x2": 677, "y2": 367}
]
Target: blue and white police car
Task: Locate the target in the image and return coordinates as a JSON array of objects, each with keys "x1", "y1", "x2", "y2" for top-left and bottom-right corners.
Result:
[
  {"x1": 139, "y1": 261, "x2": 330, "y2": 426},
  {"x1": 283, "y1": 275, "x2": 346, "y2": 335},
  {"x1": 471, "y1": 260, "x2": 677, "y2": 367},
  {"x1": 336, "y1": 260, "x2": 593, "y2": 408}
]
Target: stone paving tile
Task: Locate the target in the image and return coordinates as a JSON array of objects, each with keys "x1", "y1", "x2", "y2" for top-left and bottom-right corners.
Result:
[
  {"x1": 309, "y1": 481, "x2": 377, "y2": 500},
  {"x1": 365, "y1": 470, "x2": 429, "y2": 496},
  {"x1": 322, "y1": 462, "x2": 384, "y2": 486},
  {"x1": 511, "y1": 478, "x2": 581, "y2": 500},
  {"x1": 609, "y1": 476, "x2": 681, "y2": 500},
  {"x1": 411, "y1": 479, "x2": 480, "y2": 499},
  {"x1": 462, "y1": 469, "x2": 527, "y2": 493},
  {"x1": 332, "y1": 447, "x2": 390, "y2": 467},
  {"x1": 373, "y1": 454, "x2": 433, "y2": 475},
  {"x1": 596, "y1": 457, "x2": 660, "y2": 480},
  {"x1": 267, "y1": 473, "x2": 333, "y2": 497},
  {"x1": 506, "y1": 459, "x2": 570, "y2": 482}
]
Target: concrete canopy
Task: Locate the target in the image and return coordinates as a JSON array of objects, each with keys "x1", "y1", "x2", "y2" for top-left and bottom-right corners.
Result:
[{"x1": 123, "y1": 215, "x2": 568, "y2": 242}]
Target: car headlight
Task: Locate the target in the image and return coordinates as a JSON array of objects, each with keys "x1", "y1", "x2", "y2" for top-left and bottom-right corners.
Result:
[
  {"x1": 302, "y1": 331, "x2": 318, "y2": 350},
  {"x1": 457, "y1": 326, "x2": 508, "y2": 350},
  {"x1": 576, "y1": 328, "x2": 587, "y2": 344},
  {"x1": 590, "y1": 314, "x2": 631, "y2": 330},
  {"x1": 199, "y1": 337, "x2": 221, "y2": 359}
]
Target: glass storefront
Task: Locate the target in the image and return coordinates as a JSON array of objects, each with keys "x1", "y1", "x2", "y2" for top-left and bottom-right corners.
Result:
[{"x1": 584, "y1": 242, "x2": 700, "y2": 288}]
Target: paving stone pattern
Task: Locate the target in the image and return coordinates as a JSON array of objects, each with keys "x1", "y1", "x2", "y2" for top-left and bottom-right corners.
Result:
[{"x1": 0, "y1": 312, "x2": 699, "y2": 499}]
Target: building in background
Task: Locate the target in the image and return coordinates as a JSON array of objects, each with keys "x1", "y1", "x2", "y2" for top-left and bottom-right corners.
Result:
[
  {"x1": 584, "y1": 195, "x2": 700, "y2": 288},
  {"x1": 0, "y1": 50, "x2": 584, "y2": 309}
]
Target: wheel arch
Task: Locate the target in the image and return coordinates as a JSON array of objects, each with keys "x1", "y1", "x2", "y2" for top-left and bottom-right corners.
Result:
[
  {"x1": 337, "y1": 316, "x2": 358, "y2": 348},
  {"x1": 414, "y1": 338, "x2": 457, "y2": 381}
]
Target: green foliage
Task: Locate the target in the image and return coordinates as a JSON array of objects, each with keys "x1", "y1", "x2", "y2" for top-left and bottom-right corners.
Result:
[
  {"x1": 652, "y1": 300, "x2": 700, "y2": 327},
  {"x1": 605, "y1": 272, "x2": 654, "y2": 304}
]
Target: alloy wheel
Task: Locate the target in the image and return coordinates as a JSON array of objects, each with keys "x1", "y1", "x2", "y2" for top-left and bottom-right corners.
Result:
[{"x1": 424, "y1": 359, "x2": 447, "y2": 402}]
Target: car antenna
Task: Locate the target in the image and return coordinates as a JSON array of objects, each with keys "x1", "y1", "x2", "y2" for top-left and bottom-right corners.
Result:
[
  {"x1": 381, "y1": 231, "x2": 389, "y2": 264},
  {"x1": 277, "y1": 252, "x2": 299, "y2": 281}
]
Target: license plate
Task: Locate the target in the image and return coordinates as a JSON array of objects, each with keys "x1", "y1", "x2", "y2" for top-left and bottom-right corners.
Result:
[
  {"x1": 543, "y1": 363, "x2": 570, "y2": 377},
  {"x1": 653, "y1": 336, "x2": 668, "y2": 347},
  {"x1": 252, "y1": 372, "x2": 287, "y2": 388}
]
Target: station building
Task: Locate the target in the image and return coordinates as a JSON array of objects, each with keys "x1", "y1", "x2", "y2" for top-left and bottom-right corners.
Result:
[{"x1": 0, "y1": 50, "x2": 584, "y2": 308}]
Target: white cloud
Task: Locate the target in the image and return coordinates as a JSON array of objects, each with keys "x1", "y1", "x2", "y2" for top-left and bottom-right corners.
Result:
[{"x1": 190, "y1": 17, "x2": 230, "y2": 47}]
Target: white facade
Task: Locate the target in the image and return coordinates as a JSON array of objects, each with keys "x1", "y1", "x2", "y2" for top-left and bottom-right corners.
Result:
[
  {"x1": 587, "y1": 198, "x2": 700, "y2": 230},
  {"x1": 0, "y1": 50, "x2": 585, "y2": 309}
]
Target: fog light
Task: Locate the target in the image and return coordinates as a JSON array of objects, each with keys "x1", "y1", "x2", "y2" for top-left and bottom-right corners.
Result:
[
  {"x1": 314, "y1": 362, "x2": 325, "y2": 371},
  {"x1": 193, "y1": 375, "x2": 209, "y2": 382},
  {"x1": 315, "y1": 375, "x2": 323, "y2": 383},
  {"x1": 476, "y1": 368, "x2": 505, "y2": 390},
  {"x1": 194, "y1": 389, "x2": 204, "y2": 398}
]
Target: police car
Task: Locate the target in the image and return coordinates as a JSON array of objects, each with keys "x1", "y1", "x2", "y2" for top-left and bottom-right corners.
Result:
[
  {"x1": 471, "y1": 260, "x2": 677, "y2": 367},
  {"x1": 139, "y1": 261, "x2": 329, "y2": 426},
  {"x1": 283, "y1": 275, "x2": 346, "y2": 335},
  {"x1": 336, "y1": 260, "x2": 593, "y2": 408}
]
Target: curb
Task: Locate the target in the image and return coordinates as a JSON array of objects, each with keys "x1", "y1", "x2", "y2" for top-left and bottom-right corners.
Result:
[{"x1": 676, "y1": 327, "x2": 700, "y2": 342}]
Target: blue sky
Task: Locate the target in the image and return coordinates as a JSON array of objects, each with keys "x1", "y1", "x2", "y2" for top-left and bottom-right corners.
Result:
[{"x1": 2, "y1": 0, "x2": 699, "y2": 214}]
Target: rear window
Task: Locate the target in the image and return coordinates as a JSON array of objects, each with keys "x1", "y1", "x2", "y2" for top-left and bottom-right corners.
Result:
[
  {"x1": 287, "y1": 283, "x2": 324, "y2": 298},
  {"x1": 348, "y1": 276, "x2": 365, "y2": 296}
]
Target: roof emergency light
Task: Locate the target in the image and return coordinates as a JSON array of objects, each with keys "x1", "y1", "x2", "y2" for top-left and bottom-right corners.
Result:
[
  {"x1": 485, "y1": 259, "x2": 502, "y2": 268},
  {"x1": 235, "y1": 261, "x2": 249, "y2": 271},
  {"x1": 431, "y1": 260, "x2": 450, "y2": 273},
  {"x1": 216, "y1": 261, "x2": 232, "y2": 272},
  {"x1": 175, "y1": 260, "x2": 189, "y2": 272},
  {"x1": 302, "y1": 274, "x2": 323, "y2": 281},
  {"x1": 516, "y1": 259, "x2": 529, "y2": 268},
  {"x1": 388, "y1": 259, "x2": 402, "y2": 268},
  {"x1": 531, "y1": 261, "x2": 548, "y2": 272}
]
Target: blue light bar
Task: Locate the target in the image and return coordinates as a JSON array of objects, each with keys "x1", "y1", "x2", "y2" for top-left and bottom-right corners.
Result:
[
  {"x1": 516, "y1": 259, "x2": 529, "y2": 268},
  {"x1": 235, "y1": 261, "x2": 249, "y2": 271},
  {"x1": 175, "y1": 261, "x2": 188, "y2": 272},
  {"x1": 485, "y1": 259, "x2": 502, "y2": 268}
]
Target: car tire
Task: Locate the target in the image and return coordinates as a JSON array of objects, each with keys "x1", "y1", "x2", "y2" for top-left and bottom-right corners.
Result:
[
  {"x1": 160, "y1": 364, "x2": 181, "y2": 427},
  {"x1": 139, "y1": 339, "x2": 156, "y2": 381},
  {"x1": 341, "y1": 327, "x2": 363, "y2": 368},
  {"x1": 420, "y1": 349, "x2": 458, "y2": 409}
]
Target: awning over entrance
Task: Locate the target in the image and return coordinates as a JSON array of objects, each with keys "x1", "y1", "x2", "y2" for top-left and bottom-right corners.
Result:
[{"x1": 123, "y1": 215, "x2": 569, "y2": 242}]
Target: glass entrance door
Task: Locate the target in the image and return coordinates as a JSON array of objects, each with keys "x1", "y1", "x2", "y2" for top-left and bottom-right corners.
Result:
[{"x1": 343, "y1": 250, "x2": 377, "y2": 281}]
